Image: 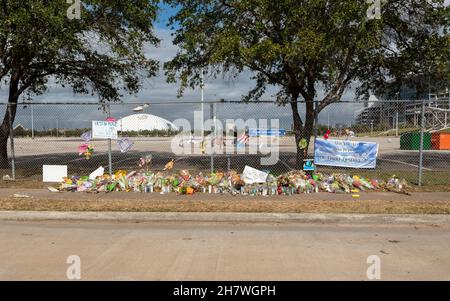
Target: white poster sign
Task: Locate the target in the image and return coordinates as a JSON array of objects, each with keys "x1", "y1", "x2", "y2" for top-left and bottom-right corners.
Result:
[
  {"x1": 89, "y1": 166, "x2": 105, "y2": 180},
  {"x1": 43, "y1": 165, "x2": 68, "y2": 182},
  {"x1": 92, "y1": 120, "x2": 118, "y2": 139},
  {"x1": 241, "y1": 165, "x2": 269, "y2": 184}
]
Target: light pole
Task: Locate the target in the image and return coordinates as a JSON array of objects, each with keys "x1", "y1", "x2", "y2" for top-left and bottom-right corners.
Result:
[
  {"x1": 200, "y1": 68, "x2": 205, "y2": 140},
  {"x1": 31, "y1": 101, "x2": 34, "y2": 139},
  {"x1": 327, "y1": 111, "x2": 330, "y2": 130},
  {"x1": 395, "y1": 92, "x2": 399, "y2": 137},
  {"x1": 132, "y1": 104, "x2": 149, "y2": 113},
  {"x1": 107, "y1": 104, "x2": 112, "y2": 176}
]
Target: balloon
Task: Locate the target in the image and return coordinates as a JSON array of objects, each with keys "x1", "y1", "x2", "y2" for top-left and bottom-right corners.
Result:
[
  {"x1": 117, "y1": 138, "x2": 133, "y2": 153},
  {"x1": 81, "y1": 131, "x2": 92, "y2": 142},
  {"x1": 163, "y1": 159, "x2": 175, "y2": 171}
]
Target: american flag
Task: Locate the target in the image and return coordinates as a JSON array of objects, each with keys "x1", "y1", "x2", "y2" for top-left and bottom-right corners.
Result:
[{"x1": 237, "y1": 133, "x2": 249, "y2": 148}]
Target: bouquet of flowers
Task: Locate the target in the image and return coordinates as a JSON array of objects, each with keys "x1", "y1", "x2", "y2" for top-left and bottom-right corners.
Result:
[
  {"x1": 138, "y1": 154, "x2": 152, "y2": 172},
  {"x1": 78, "y1": 143, "x2": 94, "y2": 160}
]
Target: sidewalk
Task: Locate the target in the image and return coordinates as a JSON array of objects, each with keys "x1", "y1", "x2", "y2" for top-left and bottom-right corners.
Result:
[
  {"x1": 1, "y1": 188, "x2": 450, "y2": 214},
  {"x1": 1, "y1": 211, "x2": 450, "y2": 225}
]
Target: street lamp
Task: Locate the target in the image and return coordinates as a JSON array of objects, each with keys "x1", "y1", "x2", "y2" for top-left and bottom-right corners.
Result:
[
  {"x1": 31, "y1": 100, "x2": 34, "y2": 139},
  {"x1": 201, "y1": 68, "x2": 205, "y2": 140},
  {"x1": 132, "y1": 104, "x2": 149, "y2": 113}
]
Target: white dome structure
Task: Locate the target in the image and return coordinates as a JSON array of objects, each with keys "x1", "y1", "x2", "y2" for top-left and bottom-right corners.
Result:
[{"x1": 117, "y1": 114, "x2": 178, "y2": 132}]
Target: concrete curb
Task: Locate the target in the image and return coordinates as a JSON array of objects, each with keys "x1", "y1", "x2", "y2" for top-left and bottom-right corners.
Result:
[{"x1": 0, "y1": 211, "x2": 449, "y2": 224}]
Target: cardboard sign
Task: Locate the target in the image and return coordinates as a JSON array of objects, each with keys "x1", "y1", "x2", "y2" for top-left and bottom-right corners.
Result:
[
  {"x1": 92, "y1": 120, "x2": 118, "y2": 139},
  {"x1": 43, "y1": 165, "x2": 68, "y2": 182},
  {"x1": 241, "y1": 166, "x2": 269, "y2": 184}
]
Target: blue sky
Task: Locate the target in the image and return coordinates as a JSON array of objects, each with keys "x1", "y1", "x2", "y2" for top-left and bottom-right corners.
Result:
[{"x1": 154, "y1": 2, "x2": 178, "y2": 29}]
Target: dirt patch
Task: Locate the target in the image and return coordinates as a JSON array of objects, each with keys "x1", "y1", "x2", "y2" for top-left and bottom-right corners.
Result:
[{"x1": 1, "y1": 197, "x2": 450, "y2": 214}]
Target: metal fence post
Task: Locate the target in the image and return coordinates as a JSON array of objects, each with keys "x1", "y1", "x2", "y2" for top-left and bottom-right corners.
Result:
[
  {"x1": 31, "y1": 101, "x2": 35, "y2": 139},
  {"x1": 107, "y1": 103, "x2": 113, "y2": 176},
  {"x1": 418, "y1": 98, "x2": 426, "y2": 186},
  {"x1": 8, "y1": 103, "x2": 16, "y2": 180},
  {"x1": 210, "y1": 103, "x2": 215, "y2": 173},
  {"x1": 395, "y1": 111, "x2": 399, "y2": 137}
]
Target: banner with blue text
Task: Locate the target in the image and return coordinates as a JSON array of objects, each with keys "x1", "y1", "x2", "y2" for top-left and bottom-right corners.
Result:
[{"x1": 314, "y1": 139, "x2": 378, "y2": 169}]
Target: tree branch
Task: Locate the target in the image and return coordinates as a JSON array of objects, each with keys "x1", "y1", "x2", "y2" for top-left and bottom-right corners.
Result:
[{"x1": 317, "y1": 46, "x2": 356, "y2": 112}]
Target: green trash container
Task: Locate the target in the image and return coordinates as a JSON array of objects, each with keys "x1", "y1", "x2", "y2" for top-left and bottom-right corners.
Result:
[{"x1": 400, "y1": 132, "x2": 431, "y2": 150}]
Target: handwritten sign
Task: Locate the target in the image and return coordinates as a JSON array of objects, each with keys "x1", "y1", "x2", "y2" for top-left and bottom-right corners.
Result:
[
  {"x1": 92, "y1": 121, "x2": 118, "y2": 139},
  {"x1": 241, "y1": 166, "x2": 269, "y2": 184}
]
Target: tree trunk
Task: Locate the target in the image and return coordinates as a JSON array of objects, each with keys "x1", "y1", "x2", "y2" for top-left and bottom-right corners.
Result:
[
  {"x1": 290, "y1": 96, "x2": 303, "y2": 169},
  {"x1": 290, "y1": 94, "x2": 315, "y2": 169},
  {"x1": 0, "y1": 77, "x2": 19, "y2": 169}
]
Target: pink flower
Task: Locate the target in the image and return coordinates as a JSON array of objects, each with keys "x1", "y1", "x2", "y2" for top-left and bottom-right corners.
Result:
[{"x1": 78, "y1": 143, "x2": 89, "y2": 155}]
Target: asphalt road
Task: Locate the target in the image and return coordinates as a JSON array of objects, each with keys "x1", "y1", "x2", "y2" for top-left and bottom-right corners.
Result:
[
  {"x1": 7, "y1": 136, "x2": 450, "y2": 177},
  {"x1": 1, "y1": 220, "x2": 449, "y2": 280}
]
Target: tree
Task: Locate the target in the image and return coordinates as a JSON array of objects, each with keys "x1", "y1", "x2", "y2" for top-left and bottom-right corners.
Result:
[
  {"x1": 164, "y1": 0, "x2": 449, "y2": 167},
  {"x1": 0, "y1": 0, "x2": 160, "y2": 168}
]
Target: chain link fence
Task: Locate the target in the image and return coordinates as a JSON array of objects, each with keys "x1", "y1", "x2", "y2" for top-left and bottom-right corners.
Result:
[{"x1": 1, "y1": 99, "x2": 449, "y2": 188}]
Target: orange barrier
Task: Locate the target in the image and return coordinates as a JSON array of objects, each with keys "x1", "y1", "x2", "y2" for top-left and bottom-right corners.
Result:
[{"x1": 431, "y1": 133, "x2": 450, "y2": 150}]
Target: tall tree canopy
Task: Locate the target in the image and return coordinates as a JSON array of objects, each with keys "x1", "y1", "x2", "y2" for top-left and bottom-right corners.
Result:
[
  {"x1": 0, "y1": 0, "x2": 159, "y2": 168},
  {"x1": 164, "y1": 0, "x2": 449, "y2": 166}
]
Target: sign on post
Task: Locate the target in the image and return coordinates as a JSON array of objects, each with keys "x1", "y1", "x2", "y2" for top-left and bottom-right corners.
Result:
[
  {"x1": 92, "y1": 121, "x2": 118, "y2": 139},
  {"x1": 314, "y1": 138, "x2": 379, "y2": 169}
]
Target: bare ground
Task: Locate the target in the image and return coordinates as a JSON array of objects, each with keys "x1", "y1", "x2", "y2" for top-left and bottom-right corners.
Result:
[{"x1": 1, "y1": 189, "x2": 450, "y2": 214}]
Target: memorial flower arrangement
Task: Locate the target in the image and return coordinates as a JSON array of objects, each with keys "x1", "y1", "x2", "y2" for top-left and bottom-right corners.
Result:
[{"x1": 54, "y1": 165, "x2": 410, "y2": 196}]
